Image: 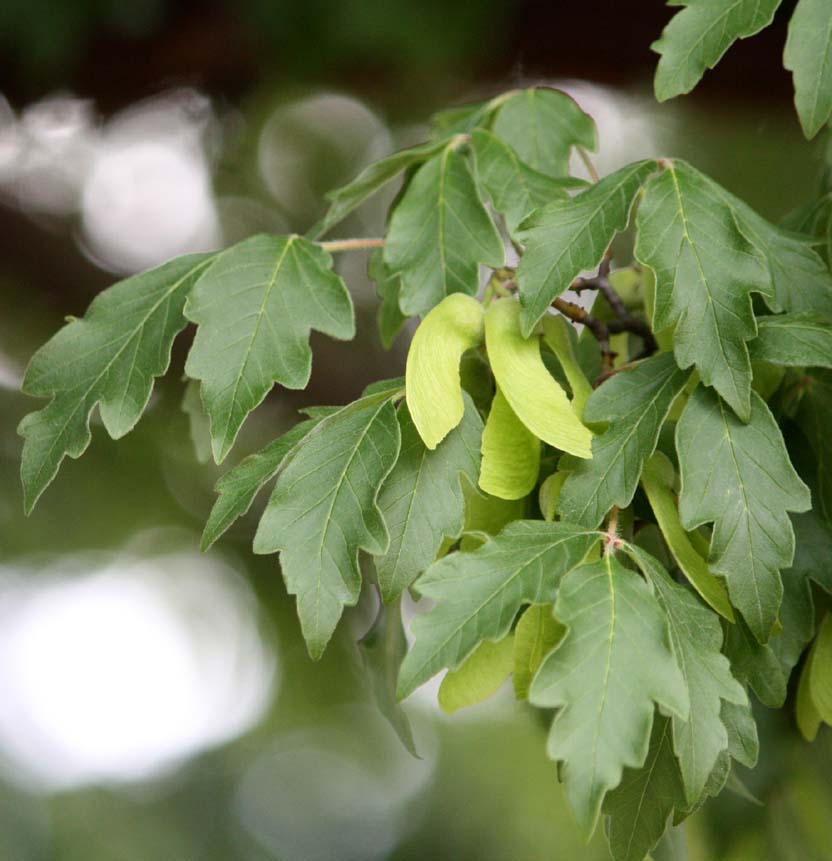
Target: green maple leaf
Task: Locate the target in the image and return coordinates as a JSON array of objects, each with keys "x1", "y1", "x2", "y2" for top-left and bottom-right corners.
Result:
[
  {"x1": 312, "y1": 138, "x2": 449, "y2": 237},
  {"x1": 557, "y1": 352, "x2": 689, "y2": 528},
  {"x1": 374, "y1": 395, "x2": 482, "y2": 603},
  {"x1": 253, "y1": 392, "x2": 401, "y2": 659},
  {"x1": 635, "y1": 160, "x2": 776, "y2": 419},
  {"x1": 369, "y1": 248, "x2": 406, "y2": 349},
  {"x1": 603, "y1": 716, "x2": 686, "y2": 861},
  {"x1": 397, "y1": 521, "x2": 599, "y2": 699},
  {"x1": 652, "y1": 0, "x2": 782, "y2": 101},
  {"x1": 184, "y1": 235, "x2": 355, "y2": 463},
  {"x1": 748, "y1": 314, "x2": 832, "y2": 368},
  {"x1": 383, "y1": 143, "x2": 504, "y2": 317},
  {"x1": 491, "y1": 87, "x2": 597, "y2": 178},
  {"x1": 529, "y1": 554, "x2": 689, "y2": 837},
  {"x1": 201, "y1": 415, "x2": 328, "y2": 550},
  {"x1": 626, "y1": 544, "x2": 747, "y2": 805},
  {"x1": 784, "y1": 0, "x2": 832, "y2": 138},
  {"x1": 676, "y1": 385, "x2": 811, "y2": 642},
  {"x1": 19, "y1": 253, "x2": 214, "y2": 512},
  {"x1": 470, "y1": 129, "x2": 580, "y2": 235},
  {"x1": 516, "y1": 160, "x2": 656, "y2": 334}
]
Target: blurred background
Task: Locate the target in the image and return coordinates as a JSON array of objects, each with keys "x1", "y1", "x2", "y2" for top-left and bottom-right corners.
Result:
[{"x1": 0, "y1": 2, "x2": 831, "y2": 859}]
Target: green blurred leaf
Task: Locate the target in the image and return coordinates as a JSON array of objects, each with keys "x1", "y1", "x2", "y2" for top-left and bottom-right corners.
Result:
[
  {"x1": 530, "y1": 554, "x2": 688, "y2": 837},
  {"x1": 809, "y1": 613, "x2": 832, "y2": 722},
  {"x1": 557, "y1": 353, "x2": 689, "y2": 528},
  {"x1": 652, "y1": 0, "x2": 781, "y2": 101},
  {"x1": 723, "y1": 616, "x2": 787, "y2": 708},
  {"x1": 384, "y1": 143, "x2": 504, "y2": 316},
  {"x1": 796, "y1": 641, "x2": 823, "y2": 740},
  {"x1": 398, "y1": 521, "x2": 598, "y2": 699},
  {"x1": 369, "y1": 248, "x2": 407, "y2": 349},
  {"x1": 20, "y1": 252, "x2": 214, "y2": 512},
  {"x1": 375, "y1": 395, "x2": 482, "y2": 602},
  {"x1": 796, "y1": 371, "x2": 832, "y2": 521},
  {"x1": 516, "y1": 160, "x2": 655, "y2": 334},
  {"x1": 491, "y1": 87, "x2": 597, "y2": 178},
  {"x1": 184, "y1": 235, "x2": 355, "y2": 463},
  {"x1": 784, "y1": 0, "x2": 832, "y2": 138},
  {"x1": 253, "y1": 393, "x2": 400, "y2": 658},
  {"x1": 181, "y1": 377, "x2": 212, "y2": 464}
]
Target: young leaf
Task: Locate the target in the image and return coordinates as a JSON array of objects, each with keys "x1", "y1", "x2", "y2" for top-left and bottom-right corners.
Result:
[
  {"x1": 529, "y1": 554, "x2": 688, "y2": 836},
  {"x1": 676, "y1": 386, "x2": 811, "y2": 642},
  {"x1": 357, "y1": 600, "x2": 418, "y2": 757},
  {"x1": 184, "y1": 235, "x2": 355, "y2": 463},
  {"x1": 201, "y1": 415, "x2": 327, "y2": 550},
  {"x1": 369, "y1": 248, "x2": 406, "y2": 349},
  {"x1": 478, "y1": 387, "x2": 540, "y2": 501},
  {"x1": 470, "y1": 129, "x2": 577, "y2": 235},
  {"x1": 797, "y1": 643, "x2": 823, "y2": 741},
  {"x1": 484, "y1": 299, "x2": 593, "y2": 458},
  {"x1": 460, "y1": 476, "x2": 527, "y2": 543},
  {"x1": 784, "y1": 0, "x2": 832, "y2": 139},
  {"x1": 253, "y1": 393, "x2": 401, "y2": 659},
  {"x1": 383, "y1": 143, "x2": 504, "y2": 317},
  {"x1": 313, "y1": 138, "x2": 448, "y2": 237},
  {"x1": 512, "y1": 604, "x2": 564, "y2": 700},
  {"x1": 516, "y1": 160, "x2": 656, "y2": 334},
  {"x1": 640, "y1": 451, "x2": 735, "y2": 621},
  {"x1": 626, "y1": 544, "x2": 747, "y2": 805},
  {"x1": 19, "y1": 252, "x2": 214, "y2": 512},
  {"x1": 404, "y1": 293, "x2": 484, "y2": 449},
  {"x1": 652, "y1": 0, "x2": 782, "y2": 101},
  {"x1": 636, "y1": 161, "x2": 775, "y2": 419},
  {"x1": 603, "y1": 716, "x2": 686, "y2": 861},
  {"x1": 557, "y1": 352, "x2": 689, "y2": 528},
  {"x1": 397, "y1": 521, "x2": 599, "y2": 699},
  {"x1": 374, "y1": 395, "x2": 482, "y2": 603},
  {"x1": 438, "y1": 635, "x2": 515, "y2": 714},
  {"x1": 723, "y1": 616, "x2": 787, "y2": 708},
  {"x1": 748, "y1": 314, "x2": 832, "y2": 368},
  {"x1": 491, "y1": 87, "x2": 597, "y2": 178}
]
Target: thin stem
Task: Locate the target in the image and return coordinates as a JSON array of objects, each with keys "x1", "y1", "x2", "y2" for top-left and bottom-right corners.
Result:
[
  {"x1": 604, "y1": 506, "x2": 621, "y2": 555},
  {"x1": 319, "y1": 238, "x2": 385, "y2": 253},
  {"x1": 577, "y1": 147, "x2": 600, "y2": 183}
]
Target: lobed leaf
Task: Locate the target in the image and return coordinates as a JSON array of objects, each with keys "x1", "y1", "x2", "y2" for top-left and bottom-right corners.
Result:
[
  {"x1": 20, "y1": 252, "x2": 214, "y2": 512},
  {"x1": 397, "y1": 520, "x2": 599, "y2": 699},
  {"x1": 184, "y1": 235, "x2": 355, "y2": 463},
  {"x1": 748, "y1": 314, "x2": 832, "y2": 368},
  {"x1": 374, "y1": 395, "x2": 482, "y2": 603},
  {"x1": 516, "y1": 160, "x2": 656, "y2": 334},
  {"x1": 253, "y1": 392, "x2": 401, "y2": 659},
  {"x1": 784, "y1": 0, "x2": 832, "y2": 139},
  {"x1": 383, "y1": 142, "x2": 504, "y2": 317},
  {"x1": 557, "y1": 352, "x2": 689, "y2": 528},
  {"x1": 676, "y1": 386, "x2": 810, "y2": 642},
  {"x1": 652, "y1": 0, "x2": 782, "y2": 101},
  {"x1": 530, "y1": 554, "x2": 689, "y2": 837}
]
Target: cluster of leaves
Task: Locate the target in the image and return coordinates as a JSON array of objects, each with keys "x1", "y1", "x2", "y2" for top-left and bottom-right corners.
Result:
[{"x1": 17, "y1": 14, "x2": 832, "y2": 857}]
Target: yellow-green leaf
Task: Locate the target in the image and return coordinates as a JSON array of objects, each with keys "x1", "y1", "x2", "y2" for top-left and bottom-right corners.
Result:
[
  {"x1": 513, "y1": 604, "x2": 564, "y2": 700},
  {"x1": 479, "y1": 387, "x2": 540, "y2": 500},
  {"x1": 438, "y1": 635, "x2": 515, "y2": 714},
  {"x1": 405, "y1": 293, "x2": 485, "y2": 449},
  {"x1": 797, "y1": 641, "x2": 823, "y2": 741},
  {"x1": 541, "y1": 315, "x2": 593, "y2": 417},
  {"x1": 484, "y1": 299, "x2": 593, "y2": 458},
  {"x1": 810, "y1": 613, "x2": 832, "y2": 722}
]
